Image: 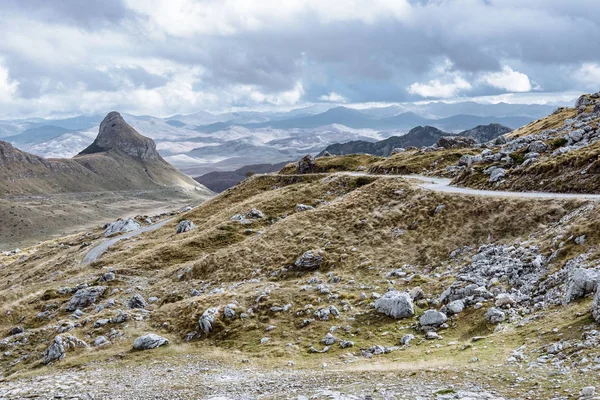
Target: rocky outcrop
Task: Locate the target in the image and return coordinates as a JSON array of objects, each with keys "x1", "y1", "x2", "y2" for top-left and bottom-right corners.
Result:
[{"x1": 374, "y1": 291, "x2": 414, "y2": 319}]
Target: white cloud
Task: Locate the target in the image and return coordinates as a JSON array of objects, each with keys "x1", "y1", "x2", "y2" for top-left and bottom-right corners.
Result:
[
  {"x1": 235, "y1": 81, "x2": 305, "y2": 107},
  {"x1": 319, "y1": 92, "x2": 348, "y2": 103},
  {"x1": 478, "y1": 66, "x2": 532, "y2": 92},
  {"x1": 125, "y1": 0, "x2": 411, "y2": 37},
  {"x1": 576, "y1": 63, "x2": 600, "y2": 87},
  {"x1": 407, "y1": 77, "x2": 472, "y2": 98},
  {"x1": 0, "y1": 61, "x2": 18, "y2": 103}
]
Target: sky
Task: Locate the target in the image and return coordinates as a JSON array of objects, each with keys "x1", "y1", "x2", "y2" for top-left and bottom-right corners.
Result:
[{"x1": 1, "y1": 0, "x2": 599, "y2": 118}]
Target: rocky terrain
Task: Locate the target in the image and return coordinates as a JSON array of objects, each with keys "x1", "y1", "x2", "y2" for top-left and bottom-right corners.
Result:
[{"x1": 3, "y1": 98, "x2": 600, "y2": 399}]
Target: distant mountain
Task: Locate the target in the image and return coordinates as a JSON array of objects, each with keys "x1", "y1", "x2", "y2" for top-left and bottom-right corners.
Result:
[
  {"x1": 0, "y1": 112, "x2": 208, "y2": 197},
  {"x1": 194, "y1": 161, "x2": 291, "y2": 192},
  {"x1": 318, "y1": 126, "x2": 449, "y2": 157},
  {"x1": 198, "y1": 107, "x2": 535, "y2": 132},
  {"x1": 8, "y1": 125, "x2": 72, "y2": 145},
  {"x1": 318, "y1": 123, "x2": 511, "y2": 157}
]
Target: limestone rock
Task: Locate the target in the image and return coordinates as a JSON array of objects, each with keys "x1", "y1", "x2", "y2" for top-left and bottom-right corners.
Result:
[
  {"x1": 294, "y1": 250, "x2": 325, "y2": 270},
  {"x1": 66, "y1": 286, "x2": 107, "y2": 311},
  {"x1": 485, "y1": 307, "x2": 506, "y2": 324},
  {"x1": 296, "y1": 154, "x2": 317, "y2": 174},
  {"x1": 593, "y1": 284, "x2": 600, "y2": 324},
  {"x1": 132, "y1": 333, "x2": 169, "y2": 350},
  {"x1": 128, "y1": 293, "x2": 148, "y2": 309},
  {"x1": 103, "y1": 218, "x2": 141, "y2": 237},
  {"x1": 420, "y1": 310, "x2": 447, "y2": 327},
  {"x1": 564, "y1": 268, "x2": 600, "y2": 303},
  {"x1": 374, "y1": 291, "x2": 414, "y2": 319},
  {"x1": 199, "y1": 308, "x2": 218, "y2": 334},
  {"x1": 43, "y1": 336, "x2": 65, "y2": 364},
  {"x1": 296, "y1": 204, "x2": 314, "y2": 212},
  {"x1": 176, "y1": 220, "x2": 196, "y2": 234}
]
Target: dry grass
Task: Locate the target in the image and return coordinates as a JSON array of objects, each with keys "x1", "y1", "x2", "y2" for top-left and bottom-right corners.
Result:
[
  {"x1": 369, "y1": 148, "x2": 479, "y2": 176},
  {"x1": 279, "y1": 154, "x2": 384, "y2": 174},
  {"x1": 2, "y1": 170, "x2": 600, "y2": 398}
]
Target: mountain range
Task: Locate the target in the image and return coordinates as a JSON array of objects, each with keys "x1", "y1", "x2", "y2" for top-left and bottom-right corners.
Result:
[{"x1": 0, "y1": 102, "x2": 557, "y2": 176}]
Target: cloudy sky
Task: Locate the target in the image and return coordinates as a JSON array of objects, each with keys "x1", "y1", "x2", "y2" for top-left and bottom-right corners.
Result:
[{"x1": 0, "y1": 0, "x2": 599, "y2": 118}]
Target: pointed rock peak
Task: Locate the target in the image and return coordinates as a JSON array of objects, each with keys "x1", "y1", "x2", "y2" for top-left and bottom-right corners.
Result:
[{"x1": 78, "y1": 112, "x2": 161, "y2": 161}]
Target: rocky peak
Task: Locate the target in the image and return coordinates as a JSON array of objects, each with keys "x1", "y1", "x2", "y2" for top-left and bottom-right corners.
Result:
[{"x1": 78, "y1": 112, "x2": 161, "y2": 161}]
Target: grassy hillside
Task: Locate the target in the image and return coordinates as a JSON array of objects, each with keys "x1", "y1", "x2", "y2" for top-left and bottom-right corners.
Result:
[{"x1": 2, "y1": 172, "x2": 599, "y2": 397}]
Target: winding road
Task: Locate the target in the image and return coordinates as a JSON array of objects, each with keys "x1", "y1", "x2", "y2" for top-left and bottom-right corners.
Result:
[
  {"x1": 82, "y1": 173, "x2": 600, "y2": 264},
  {"x1": 82, "y1": 217, "x2": 175, "y2": 265}
]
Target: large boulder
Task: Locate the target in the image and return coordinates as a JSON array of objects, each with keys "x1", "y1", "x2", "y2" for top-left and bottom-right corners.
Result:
[
  {"x1": 66, "y1": 286, "x2": 107, "y2": 311},
  {"x1": 296, "y1": 155, "x2": 317, "y2": 174},
  {"x1": 104, "y1": 218, "x2": 141, "y2": 237},
  {"x1": 294, "y1": 250, "x2": 325, "y2": 270},
  {"x1": 564, "y1": 268, "x2": 600, "y2": 304},
  {"x1": 176, "y1": 220, "x2": 196, "y2": 234},
  {"x1": 420, "y1": 310, "x2": 447, "y2": 327},
  {"x1": 132, "y1": 334, "x2": 169, "y2": 350},
  {"x1": 43, "y1": 336, "x2": 65, "y2": 364},
  {"x1": 374, "y1": 291, "x2": 414, "y2": 319}
]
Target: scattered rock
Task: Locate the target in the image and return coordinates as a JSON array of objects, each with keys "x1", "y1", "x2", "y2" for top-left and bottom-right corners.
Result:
[
  {"x1": 104, "y1": 218, "x2": 141, "y2": 237},
  {"x1": 420, "y1": 310, "x2": 448, "y2": 328},
  {"x1": 128, "y1": 293, "x2": 148, "y2": 309},
  {"x1": 176, "y1": 220, "x2": 196, "y2": 234},
  {"x1": 339, "y1": 340, "x2": 354, "y2": 349},
  {"x1": 446, "y1": 300, "x2": 465, "y2": 315},
  {"x1": 296, "y1": 154, "x2": 317, "y2": 174},
  {"x1": 66, "y1": 286, "x2": 107, "y2": 311},
  {"x1": 485, "y1": 308, "x2": 506, "y2": 324},
  {"x1": 43, "y1": 336, "x2": 66, "y2": 364},
  {"x1": 132, "y1": 334, "x2": 169, "y2": 350},
  {"x1": 489, "y1": 168, "x2": 506, "y2": 183},
  {"x1": 321, "y1": 333, "x2": 337, "y2": 345},
  {"x1": 199, "y1": 308, "x2": 218, "y2": 334},
  {"x1": 400, "y1": 334, "x2": 415, "y2": 346},
  {"x1": 8, "y1": 326, "x2": 24, "y2": 336},
  {"x1": 374, "y1": 291, "x2": 414, "y2": 319},
  {"x1": 296, "y1": 204, "x2": 314, "y2": 212},
  {"x1": 294, "y1": 250, "x2": 325, "y2": 270},
  {"x1": 564, "y1": 268, "x2": 600, "y2": 303}
]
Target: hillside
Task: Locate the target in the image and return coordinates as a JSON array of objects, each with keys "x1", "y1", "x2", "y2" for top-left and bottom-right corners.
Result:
[
  {"x1": 1, "y1": 170, "x2": 600, "y2": 398},
  {"x1": 0, "y1": 112, "x2": 213, "y2": 250},
  {"x1": 437, "y1": 93, "x2": 600, "y2": 194},
  {"x1": 319, "y1": 124, "x2": 511, "y2": 156}
]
